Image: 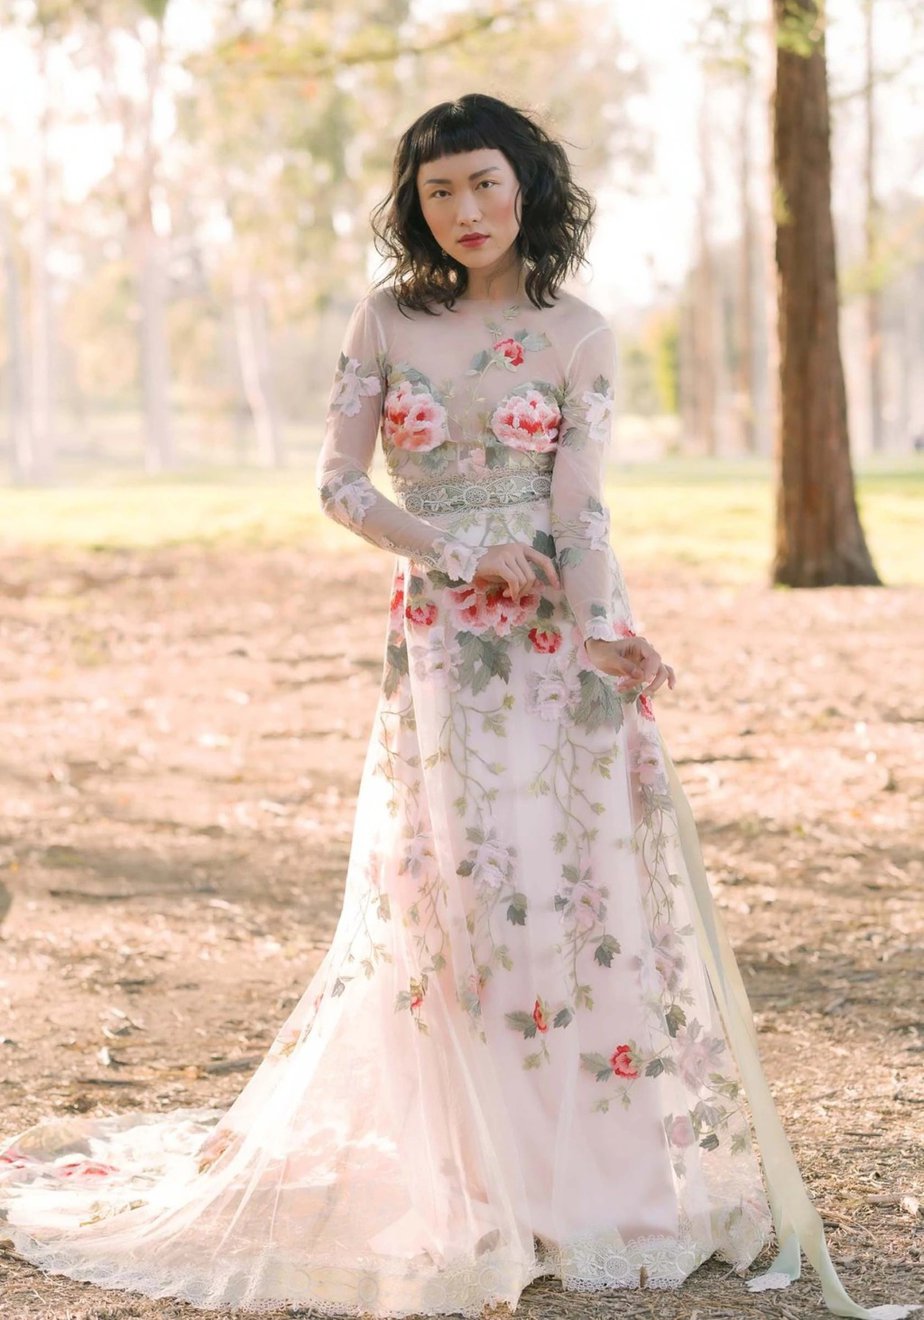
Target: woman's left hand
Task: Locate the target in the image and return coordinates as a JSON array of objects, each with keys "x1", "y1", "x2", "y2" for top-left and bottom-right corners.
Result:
[{"x1": 584, "y1": 635, "x2": 676, "y2": 696}]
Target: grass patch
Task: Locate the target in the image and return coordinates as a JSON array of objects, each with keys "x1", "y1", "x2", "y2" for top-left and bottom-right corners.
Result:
[{"x1": 1, "y1": 457, "x2": 920, "y2": 586}]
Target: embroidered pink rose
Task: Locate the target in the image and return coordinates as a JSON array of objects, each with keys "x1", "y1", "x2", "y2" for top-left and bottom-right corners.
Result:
[
  {"x1": 56, "y1": 1159, "x2": 119, "y2": 1179},
  {"x1": 390, "y1": 582, "x2": 404, "y2": 623},
  {"x1": 528, "y1": 627, "x2": 563, "y2": 654},
  {"x1": 490, "y1": 389, "x2": 561, "y2": 453},
  {"x1": 570, "y1": 877, "x2": 607, "y2": 931},
  {"x1": 384, "y1": 379, "x2": 449, "y2": 452},
  {"x1": 405, "y1": 601, "x2": 438, "y2": 626},
  {"x1": 0, "y1": 1148, "x2": 33, "y2": 1170},
  {"x1": 668, "y1": 1114, "x2": 695, "y2": 1148},
  {"x1": 448, "y1": 582, "x2": 540, "y2": 637},
  {"x1": 493, "y1": 337, "x2": 525, "y2": 368},
  {"x1": 609, "y1": 1043, "x2": 638, "y2": 1078},
  {"x1": 637, "y1": 692, "x2": 655, "y2": 720},
  {"x1": 532, "y1": 998, "x2": 549, "y2": 1033}
]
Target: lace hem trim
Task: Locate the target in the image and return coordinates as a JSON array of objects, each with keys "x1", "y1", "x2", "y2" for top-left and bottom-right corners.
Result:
[
  {"x1": 5, "y1": 1222, "x2": 770, "y2": 1318},
  {"x1": 392, "y1": 470, "x2": 552, "y2": 517}
]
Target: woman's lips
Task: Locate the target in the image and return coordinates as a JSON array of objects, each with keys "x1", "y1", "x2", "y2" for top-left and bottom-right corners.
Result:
[{"x1": 458, "y1": 234, "x2": 489, "y2": 247}]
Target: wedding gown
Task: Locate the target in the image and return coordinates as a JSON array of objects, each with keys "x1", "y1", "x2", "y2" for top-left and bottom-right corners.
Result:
[{"x1": 0, "y1": 286, "x2": 918, "y2": 1320}]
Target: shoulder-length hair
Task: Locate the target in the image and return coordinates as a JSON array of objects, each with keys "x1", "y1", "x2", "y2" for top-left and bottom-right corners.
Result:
[{"x1": 369, "y1": 94, "x2": 596, "y2": 315}]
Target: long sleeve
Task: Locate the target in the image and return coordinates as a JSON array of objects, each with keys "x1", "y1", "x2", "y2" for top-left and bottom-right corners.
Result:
[
  {"x1": 315, "y1": 295, "x2": 485, "y2": 583},
  {"x1": 551, "y1": 320, "x2": 635, "y2": 646}
]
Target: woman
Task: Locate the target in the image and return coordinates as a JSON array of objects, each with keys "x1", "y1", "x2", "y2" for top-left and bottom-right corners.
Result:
[{"x1": 0, "y1": 94, "x2": 917, "y2": 1320}]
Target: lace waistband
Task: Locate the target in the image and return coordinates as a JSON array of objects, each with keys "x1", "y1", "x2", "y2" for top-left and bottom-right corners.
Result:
[{"x1": 392, "y1": 469, "x2": 552, "y2": 516}]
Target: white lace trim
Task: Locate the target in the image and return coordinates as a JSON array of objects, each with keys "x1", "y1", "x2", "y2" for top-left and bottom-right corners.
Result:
[
  {"x1": 393, "y1": 469, "x2": 552, "y2": 517},
  {"x1": 5, "y1": 1219, "x2": 772, "y2": 1317}
]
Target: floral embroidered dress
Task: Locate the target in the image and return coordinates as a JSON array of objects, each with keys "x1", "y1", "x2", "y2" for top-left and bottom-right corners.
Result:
[{"x1": 0, "y1": 287, "x2": 917, "y2": 1320}]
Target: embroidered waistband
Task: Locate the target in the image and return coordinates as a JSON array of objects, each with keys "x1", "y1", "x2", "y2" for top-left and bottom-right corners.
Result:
[{"x1": 392, "y1": 469, "x2": 552, "y2": 516}]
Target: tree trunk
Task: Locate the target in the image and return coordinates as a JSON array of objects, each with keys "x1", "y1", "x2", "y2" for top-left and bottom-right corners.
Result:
[
  {"x1": 0, "y1": 201, "x2": 33, "y2": 483},
  {"x1": 771, "y1": 0, "x2": 880, "y2": 586},
  {"x1": 28, "y1": 37, "x2": 55, "y2": 484},
  {"x1": 232, "y1": 268, "x2": 285, "y2": 468},
  {"x1": 737, "y1": 51, "x2": 757, "y2": 454},
  {"x1": 693, "y1": 78, "x2": 719, "y2": 456},
  {"x1": 864, "y1": 0, "x2": 884, "y2": 454},
  {"x1": 131, "y1": 211, "x2": 176, "y2": 473}
]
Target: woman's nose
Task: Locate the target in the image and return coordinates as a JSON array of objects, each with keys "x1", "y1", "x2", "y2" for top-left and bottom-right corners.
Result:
[{"x1": 456, "y1": 192, "x2": 483, "y2": 223}]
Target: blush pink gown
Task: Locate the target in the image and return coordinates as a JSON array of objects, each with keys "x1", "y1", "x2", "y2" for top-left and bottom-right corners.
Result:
[{"x1": 0, "y1": 287, "x2": 917, "y2": 1320}]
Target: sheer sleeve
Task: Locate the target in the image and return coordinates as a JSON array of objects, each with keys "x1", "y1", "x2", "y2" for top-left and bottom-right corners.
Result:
[
  {"x1": 551, "y1": 319, "x2": 636, "y2": 648},
  {"x1": 315, "y1": 294, "x2": 485, "y2": 582}
]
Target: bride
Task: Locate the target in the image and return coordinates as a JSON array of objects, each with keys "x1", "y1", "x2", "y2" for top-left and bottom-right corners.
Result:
[{"x1": 0, "y1": 92, "x2": 918, "y2": 1320}]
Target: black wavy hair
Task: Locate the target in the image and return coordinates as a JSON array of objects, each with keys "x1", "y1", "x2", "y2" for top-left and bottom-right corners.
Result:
[{"x1": 369, "y1": 94, "x2": 596, "y2": 314}]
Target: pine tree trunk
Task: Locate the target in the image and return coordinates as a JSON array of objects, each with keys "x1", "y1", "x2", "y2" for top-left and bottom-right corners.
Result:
[{"x1": 771, "y1": 0, "x2": 880, "y2": 586}]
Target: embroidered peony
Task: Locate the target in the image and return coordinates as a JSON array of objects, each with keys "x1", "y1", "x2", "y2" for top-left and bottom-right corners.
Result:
[
  {"x1": 668, "y1": 1114, "x2": 695, "y2": 1148},
  {"x1": 384, "y1": 379, "x2": 449, "y2": 451},
  {"x1": 331, "y1": 355, "x2": 382, "y2": 417},
  {"x1": 570, "y1": 877, "x2": 608, "y2": 931},
  {"x1": 528, "y1": 626, "x2": 563, "y2": 654},
  {"x1": 405, "y1": 600, "x2": 438, "y2": 627},
  {"x1": 448, "y1": 581, "x2": 540, "y2": 637},
  {"x1": 490, "y1": 389, "x2": 561, "y2": 453},
  {"x1": 409, "y1": 635, "x2": 463, "y2": 691},
  {"x1": 472, "y1": 839, "x2": 514, "y2": 890},
  {"x1": 526, "y1": 665, "x2": 581, "y2": 721},
  {"x1": 493, "y1": 337, "x2": 525, "y2": 368},
  {"x1": 578, "y1": 505, "x2": 611, "y2": 550},
  {"x1": 609, "y1": 1043, "x2": 638, "y2": 1078},
  {"x1": 582, "y1": 382, "x2": 614, "y2": 443},
  {"x1": 323, "y1": 473, "x2": 377, "y2": 525},
  {"x1": 637, "y1": 691, "x2": 656, "y2": 720}
]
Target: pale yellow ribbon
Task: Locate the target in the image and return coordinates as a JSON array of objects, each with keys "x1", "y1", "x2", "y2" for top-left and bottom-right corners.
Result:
[{"x1": 657, "y1": 730, "x2": 921, "y2": 1320}]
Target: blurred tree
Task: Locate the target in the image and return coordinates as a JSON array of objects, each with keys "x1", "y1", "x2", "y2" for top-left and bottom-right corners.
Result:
[{"x1": 771, "y1": 0, "x2": 879, "y2": 586}]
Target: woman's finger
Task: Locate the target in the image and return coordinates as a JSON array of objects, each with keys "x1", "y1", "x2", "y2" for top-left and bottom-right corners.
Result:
[{"x1": 523, "y1": 546, "x2": 560, "y2": 589}]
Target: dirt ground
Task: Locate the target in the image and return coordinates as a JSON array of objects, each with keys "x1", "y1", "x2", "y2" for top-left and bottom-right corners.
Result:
[{"x1": 0, "y1": 542, "x2": 921, "y2": 1320}]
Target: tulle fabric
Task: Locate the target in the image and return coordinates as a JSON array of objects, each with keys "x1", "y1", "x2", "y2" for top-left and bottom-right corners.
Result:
[{"x1": 1, "y1": 491, "x2": 772, "y2": 1315}]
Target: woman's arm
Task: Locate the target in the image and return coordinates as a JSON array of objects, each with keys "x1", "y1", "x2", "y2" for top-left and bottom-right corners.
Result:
[
  {"x1": 315, "y1": 295, "x2": 484, "y2": 582},
  {"x1": 551, "y1": 318, "x2": 636, "y2": 647}
]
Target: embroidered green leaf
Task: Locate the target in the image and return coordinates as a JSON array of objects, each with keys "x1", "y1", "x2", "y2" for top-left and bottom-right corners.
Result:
[
  {"x1": 506, "y1": 1010, "x2": 538, "y2": 1038},
  {"x1": 553, "y1": 1006, "x2": 573, "y2": 1029},
  {"x1": 520, "y1": 331, "x2": 551, "y2": 351},
  {"x1": 580, "y1": 1052, "x2": 613, "y2": 1082},
  {"x1": 593, "y1": 934, "x2": 621, "y2": 968},
  {"x1": 531, "y1": 530, "x2": 556, "y2": 559},
  {"x1": 573, "y1": 670, "x2": 624, "y2": 734},
  {"x1": 665, "y1": 1004, "x2": 687, "y2": 1037},
  {"x1": 466, "y1": 349, "x2": 494, "y2": 374},
  {"x1": 645, "y1": 1058, "x2": 665, "y2": 1078},
  {"x1": 535, "y1": 596, "x2": 555, "y2": 621},
  {"x1": 699, "y1": 1133, "x2": 720, "y2": 1152},
  {"x1": 523, "y1": 1051, "x2": 544, "y2": 1070},
  {"x1": 506, "y1": 893, "x2": 528, "y2": 926}
]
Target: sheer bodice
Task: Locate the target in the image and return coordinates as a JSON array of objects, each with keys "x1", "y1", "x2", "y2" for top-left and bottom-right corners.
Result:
[{"x1": 315, "y1": 287, "x2": 634, "y2": 647}]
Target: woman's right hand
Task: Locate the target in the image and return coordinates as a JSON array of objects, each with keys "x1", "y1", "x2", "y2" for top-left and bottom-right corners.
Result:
[{"x1": 471, "y1": 542, "x2": 561, "y2": 598}]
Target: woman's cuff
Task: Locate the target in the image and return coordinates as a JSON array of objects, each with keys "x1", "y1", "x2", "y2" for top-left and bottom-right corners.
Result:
[{"x1": 582, "y1": 616, "x2": 636, "y2": 646}]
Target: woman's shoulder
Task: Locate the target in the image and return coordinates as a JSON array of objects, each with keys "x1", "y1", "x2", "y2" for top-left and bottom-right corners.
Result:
[{"x1": 548, "y1": 289, "x2": 612, "y2": 336}]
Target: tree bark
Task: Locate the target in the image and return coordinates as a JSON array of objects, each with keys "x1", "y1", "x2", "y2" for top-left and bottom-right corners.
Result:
[
  {"x1": 771, "y1": 0, "x2": 880, "y2": 586},
  {"x1": 232, "y1": 268, "x2": 285, "y2": 468},
  {"x1": 864, "y1": 0, "x2": 884, "y2": 454}
]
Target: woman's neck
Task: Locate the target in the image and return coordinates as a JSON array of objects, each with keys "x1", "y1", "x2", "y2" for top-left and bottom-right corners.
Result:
[{"x1": 460, "y1": 258, "x2": 527, "y2": 303}]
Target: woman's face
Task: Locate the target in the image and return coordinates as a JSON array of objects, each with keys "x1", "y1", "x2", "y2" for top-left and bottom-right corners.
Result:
[{"x1": 416, "y1": 147, "x2": 522, "y2": 273}]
